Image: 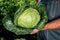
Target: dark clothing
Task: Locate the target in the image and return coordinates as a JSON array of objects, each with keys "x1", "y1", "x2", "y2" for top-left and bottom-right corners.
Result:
[
  {"x1": 37, "y1": 0, "x2": 60, "y2": 40},
  {"x1": 46, "y1": 0, "x2": 60, "y2": 21}
]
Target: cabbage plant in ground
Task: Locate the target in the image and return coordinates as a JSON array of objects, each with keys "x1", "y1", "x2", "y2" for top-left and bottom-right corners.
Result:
[{"x1": 2, "y1": 0, "x2": 48, "y2": 35}]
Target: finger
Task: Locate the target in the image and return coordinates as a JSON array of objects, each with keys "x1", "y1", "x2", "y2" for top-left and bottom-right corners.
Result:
[
  {"x1": 30, "y1": 31, "x2": 39, "y2": 34},
  {"x1": 30, "y1": 29, "x2": 39, "y2": 34},
  {"x1": 30, "y1": 30, "x2": 39, "y2": 34}
]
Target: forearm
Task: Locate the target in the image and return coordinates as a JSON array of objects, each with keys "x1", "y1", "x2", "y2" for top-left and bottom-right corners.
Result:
[{"x1": 42, "y1": 18, "x2": 60, "y2": 30}]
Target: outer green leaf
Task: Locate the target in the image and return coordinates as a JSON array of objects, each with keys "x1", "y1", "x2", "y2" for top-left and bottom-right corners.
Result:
[
  {"x1": 14, "y1": 38, "x2": 26, "y2": 40},
  {"x1": 0, "y1": 37, "x2": 6, "y2": 40},
  {"x1": 35, "y1": 4, "x2": 48, "y2": 29},
  {"x1": 2, "y1": 16, "x2": 33, "y2": 35}
]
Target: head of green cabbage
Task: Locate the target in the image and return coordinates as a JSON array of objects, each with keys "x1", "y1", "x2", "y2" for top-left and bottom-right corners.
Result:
[{"x1": 16, "y1": 8, "x2": 40, "y2": 28}]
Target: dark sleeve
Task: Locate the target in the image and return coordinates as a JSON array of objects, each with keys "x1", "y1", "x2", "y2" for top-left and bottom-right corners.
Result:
[
  {"x1": 46, "y1": 0, "x2": 60, "y2": 21},
  {"x1": 41, "y1": 0, "x2": 60, "y2": 21},
  {"x1": 44, "y1": 0, "x2": 60, "y2": 40},
  {"x1": 37, "y1": 0, "x2": 60, "y2": 40}
]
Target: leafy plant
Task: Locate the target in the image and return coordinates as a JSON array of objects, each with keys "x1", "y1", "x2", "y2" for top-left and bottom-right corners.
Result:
[
  {"x1": 14, "y1": 38, "x2": 26, "y2": 40},
  {"x1": 0, "y1": 37, "x2": 6, "y2": 40},
  {"x1": 2, "y1": 0, "x2": 48, "y2": 35}
]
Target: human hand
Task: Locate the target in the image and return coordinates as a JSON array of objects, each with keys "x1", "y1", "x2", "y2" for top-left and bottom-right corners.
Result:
[
  {"x1": 30, "y1": 29, "x2": 39, "y2": 34},
  {"x1": 30, "y1": 18, "x2": 60, "y2": 35}
]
